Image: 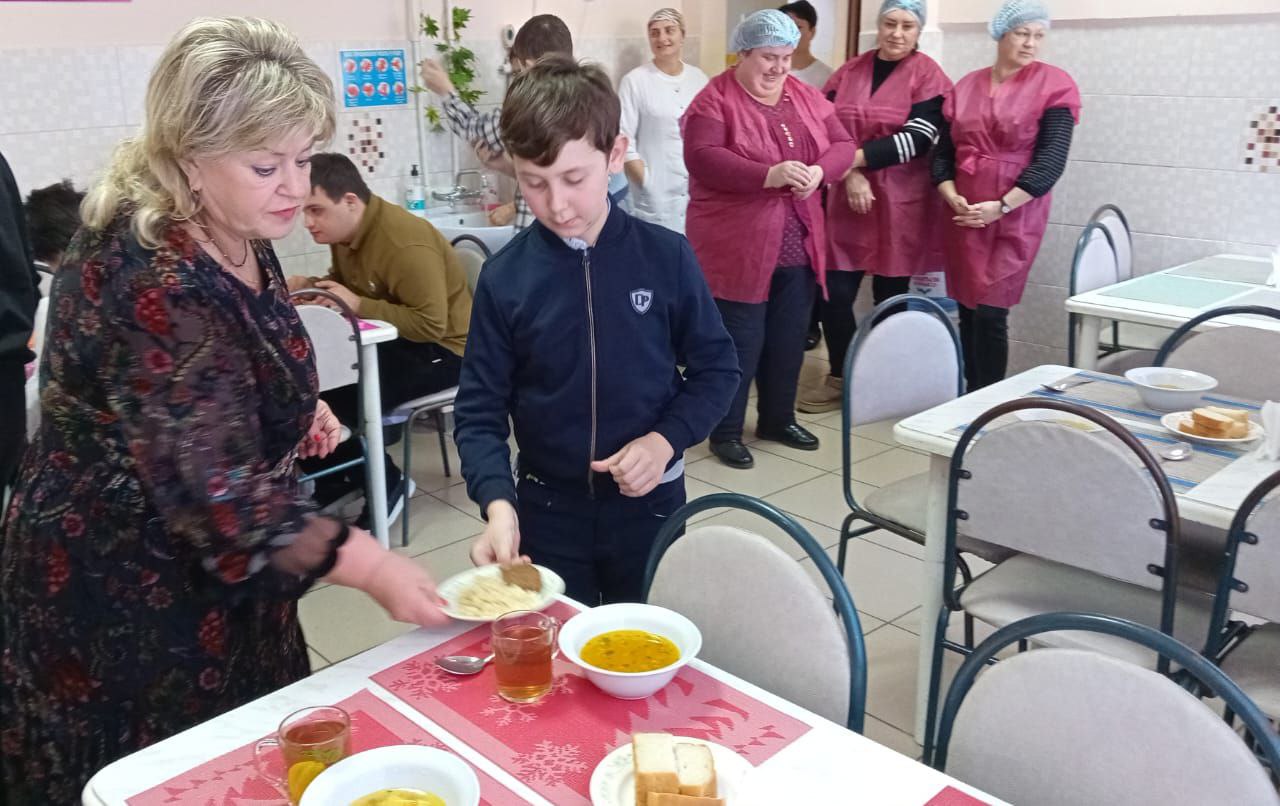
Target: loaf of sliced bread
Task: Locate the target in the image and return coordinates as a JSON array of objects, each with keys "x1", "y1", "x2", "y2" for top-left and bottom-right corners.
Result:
[
  {"x1": 647, "y1": 795, "x2": 725, "y2": 806},
  {"x1": 633, "y1": 733, "x2": 680, "y2": 805},
  {"x1": 1191, "y1": 407, "x2": 1233, "y2": 432},
  {"x1": 675, "y1": 742, "x2": 717, "y2": 797}
]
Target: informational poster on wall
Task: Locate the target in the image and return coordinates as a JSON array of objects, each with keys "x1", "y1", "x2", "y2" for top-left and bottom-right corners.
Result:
[{"x1": 339, "y1": 49, "x2": 408, "y2": 109}]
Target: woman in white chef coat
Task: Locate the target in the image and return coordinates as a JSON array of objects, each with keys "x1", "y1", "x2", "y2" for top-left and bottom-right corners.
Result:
[{"x1": 618, "y1": 7, "x2": 709, "y2": 234}]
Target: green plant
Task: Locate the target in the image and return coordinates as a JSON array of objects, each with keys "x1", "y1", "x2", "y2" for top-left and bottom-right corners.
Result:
[{"x1": 413, "y1": 5, "x2": 484, "y2": 132}]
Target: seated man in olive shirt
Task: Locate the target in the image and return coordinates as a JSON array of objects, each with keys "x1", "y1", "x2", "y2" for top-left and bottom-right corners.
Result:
[{"x1": 289, "y1": 152, "x2": 472, "y2": 525}]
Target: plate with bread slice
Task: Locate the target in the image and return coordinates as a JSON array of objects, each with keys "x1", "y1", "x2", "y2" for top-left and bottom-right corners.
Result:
[
  {"x1": 590, "y1": 732, "x2": 751, "y2": 806},
  {"x1": 1161, "y1": 406, "x2": 1264, "y2": 444}
]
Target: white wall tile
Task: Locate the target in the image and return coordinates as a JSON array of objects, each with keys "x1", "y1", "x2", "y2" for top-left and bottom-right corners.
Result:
[
  {"x1": 1159, "y1": 168, "x2": 1234, "y2": 242},
  {"x1": 1116, "y1": 96, "x2": 1181, "y2": 166},
  {"x1": 115, "y1": 45, "x2": 164, "y2": 127},
  {"x1": 1186, "y1": 19, "x2": 1280, "y2": 99},
  {"x1": 1009, "y1": 283, "x2": 1069, "y2": 351},
  {"x1": 1226, "y1": 171, "x2": 1280, "y2": 245},
  {"x1": 1070, "y1": 94, "x2": 1126, "y2": 163},
  {"x1": 1175, "y1": 98, "x2": 1251, "y2": 172},
  {"x1": 1028, "y1": 223, "x2": 1081, "y2": 288},
  {"x1": 1131, "y1": 232, "x2": 1166, "y2": 276},
  {"x1": 0, "y1": 48, "x2": 125, "y2": 134},
  {"x1": 1158, "y1": 236, "x2": 1231, "y2": 270},
  {"x1": 1, "y1": 126, "x2": 136, "y2": 196}
]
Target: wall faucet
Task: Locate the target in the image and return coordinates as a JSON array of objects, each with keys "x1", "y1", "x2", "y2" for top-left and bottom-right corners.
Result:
[{"x1": 432, "y1": 169, "x2": 485, "y2": 204}]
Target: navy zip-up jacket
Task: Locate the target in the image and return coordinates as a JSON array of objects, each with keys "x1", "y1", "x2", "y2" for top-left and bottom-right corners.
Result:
[{"x1": 454, "y1": 203, "x2": 740, "y2": 512}]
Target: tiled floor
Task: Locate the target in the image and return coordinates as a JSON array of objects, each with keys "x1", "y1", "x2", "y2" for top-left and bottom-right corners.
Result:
[{"x1": 299, "y1": 351, "x2": 930, "y2": 758}]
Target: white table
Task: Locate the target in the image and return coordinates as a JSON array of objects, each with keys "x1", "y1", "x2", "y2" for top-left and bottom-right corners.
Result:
[
  {"x1": 357, "y1": 319, "x2": 398, "y2": 549},
  {"x1": 83, "y1": 600, "x2": 1003, "y2": 806},
  {"x1": 1066, "y1": 254, "x2": 1278, "y2": 370},
  {"x1": 893, "y1": 364, "x2": 1280, "y2": 742}
]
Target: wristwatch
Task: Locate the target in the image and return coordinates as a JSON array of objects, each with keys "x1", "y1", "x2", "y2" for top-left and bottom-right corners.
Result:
[{"x1": 999, "y1": 198, "x2": 1013, "y2": 216}]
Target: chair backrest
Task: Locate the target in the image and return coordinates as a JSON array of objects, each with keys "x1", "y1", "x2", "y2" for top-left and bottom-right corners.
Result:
[
  {"x1": 935, "y1": 613, "x2": 1280, "y2": 806},
  {"x1": 36, "y1": 265, "x2": 54, "y2": 298},
  {"x1": 946, "y1": 399, "x2": 1181, "y2": 633},
  {"x1": 642, "y1": 493, "x2": 868, "y2": 732},
  {"x1": 1154, "y1": 306, "x2": 1280, "y2": 401},
  {"x1": 1089, "y1": 204, "x2": 1132, "y2": 280},
  {"x1": 1068, "y1": 222, "x2": 1119, "y2": 297},
  {"x1": 290, "y1": 289, "x2": 362, "y2": 393},
  {"x1": 450, "y1": 234, "x2": 490, "y2": 294},
  {"x1": 1212, "y1": 469, "x2": 1280, "y2": 641}
]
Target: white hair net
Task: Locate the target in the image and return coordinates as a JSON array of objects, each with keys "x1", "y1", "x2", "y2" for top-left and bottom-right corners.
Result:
[
  {"x1": 988, "y1": 0, "x2": 1051, "y2": 40},
  {"x1": 729, "y1": 9, "x2": 800, "y2": 53},
  {"x1": 879, "y1": 0, "x2": 926, "y2": 27}
]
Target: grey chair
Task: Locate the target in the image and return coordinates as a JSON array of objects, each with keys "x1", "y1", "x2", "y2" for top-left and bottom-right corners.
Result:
[
  {"x1": 642, "y1": 493, "x2": 868, "y2": 732},
  {"x1": 1068, "y1": 221, "x2": 1160, "y2": 372},
  {"x1": 388, "y1": 235, "x2": 490, "y2": 546},
  {"x1": 1210, "y1": 468, "x2": 1280, "y2": 721},
  {"x1": 293, "y1": 288, "x2": 369, "y2": 486},
  {"x1": 1154, "y1": 305, "x2": 1280, "y2": 401},
  {"x1": 933, "y1": 612, "x2": 1280, "y2": 806},
  {"x1": 837, "y1": 295, "x2": 1011, "y2": 582},
  {"x1": 923, "y1": 398, "x2": 1216, "y2": 752}
]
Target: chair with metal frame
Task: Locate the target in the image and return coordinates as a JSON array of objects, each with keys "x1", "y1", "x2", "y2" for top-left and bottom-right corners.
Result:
[
  {"x1": 837, "y1": 294, "x2": 1011, "y2": 585},
  {"x1": 1208, "y1": 468, "x2": 1280, "y2": 722},
  {"x1": 1153, "y1": 305, "x2": 1280, "y2": 401},
  {"x1": 292, "y1": 288, "x2": 368, "y2": 488},
  {"x1": 387, "y1": 234, "x2": 491, "y2": 546},
  {"x1": 642, "y1": 492, "x2": 868, "y2": 733},
  {"x1": 932, "y1": 612, "x2": 1280, "y2": 805},
  {"x1": 921, "y1": 397, "x2": 1217, "y2": 753},
  {"x1": 1088, "y1": 204, "x2": 1132, "y2": 282}
]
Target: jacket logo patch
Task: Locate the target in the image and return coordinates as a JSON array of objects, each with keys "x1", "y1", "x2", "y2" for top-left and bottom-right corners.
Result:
[{"x1": 630, "y1": 288, "x2": 654, "y2": 315}]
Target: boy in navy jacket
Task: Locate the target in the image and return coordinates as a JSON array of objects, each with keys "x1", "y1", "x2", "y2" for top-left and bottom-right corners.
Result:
[{"x1": 453, "y1": 57, "x2": 739, "y2": 605}]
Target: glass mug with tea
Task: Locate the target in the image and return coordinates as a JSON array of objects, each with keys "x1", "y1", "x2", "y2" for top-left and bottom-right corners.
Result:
[
  {"x1": 253, "y1": 705, "x2": 352, "y2": 803},
  {"x1": 492, "y1": 610, "x2": 560, "y2": 703}
]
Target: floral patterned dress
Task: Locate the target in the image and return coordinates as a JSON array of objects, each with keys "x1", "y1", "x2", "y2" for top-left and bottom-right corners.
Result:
[{"x1": 0, "y1": 216, "x2": 331, "y2": 804}]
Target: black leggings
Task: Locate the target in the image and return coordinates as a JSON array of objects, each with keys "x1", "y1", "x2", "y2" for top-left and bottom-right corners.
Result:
[
  {"x1": 958, "y1": 304, "x2": 1010, "y2": 391},
  {"x1": 821, "y1": 273, "x2": 911, "y2": 378}
]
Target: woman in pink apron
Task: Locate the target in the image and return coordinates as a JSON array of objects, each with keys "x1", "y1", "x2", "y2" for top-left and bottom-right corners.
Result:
[
  {"x1": 932, "y1": 0, "x2": 1080, "y2": 389},
  {"x1": 798, "y1": 0, "x2": 952, "y2": 413},
  {"x1": 683, "y1": 10, "x2": 855, "y2": 469}
]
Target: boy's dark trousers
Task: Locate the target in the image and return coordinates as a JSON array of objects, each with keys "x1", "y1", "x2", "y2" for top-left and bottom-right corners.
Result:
[{"x1": 515, "y1": 473, "x2": 686, "y2": 606}]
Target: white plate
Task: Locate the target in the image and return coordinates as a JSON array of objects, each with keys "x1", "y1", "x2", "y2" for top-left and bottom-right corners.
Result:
[
  {"x1": 589, "y1": 737, "x2": 752, "y2": 806},
  {"x1": 1013, "y1": 408, "x2": 1103, "y2": 432},
  {"x1": 437, "y1": 564, "x2": 565, "y2": 622},
  {"x1": 1160, "y1": 411, "x2": 1265, "y2": 445}
]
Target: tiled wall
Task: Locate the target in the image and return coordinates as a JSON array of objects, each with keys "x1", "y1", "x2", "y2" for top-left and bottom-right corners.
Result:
[
  {"x1": 0, "y1": 32, "x2": 679, "y2": 276},
  {"x1": 940, "y1": 15, "x2": 1280, "y2": 373}
]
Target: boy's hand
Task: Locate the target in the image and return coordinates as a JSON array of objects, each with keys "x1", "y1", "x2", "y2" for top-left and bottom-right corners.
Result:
[
  {"x1": 471, "y1": 500, "x2": 528, "y2": 566},
  {"x1": 314, "y1": 280, "x2": 362, "y2": 315},
  {"x1": 590, "y1": 432, "x2": 675, "y2": 498}
]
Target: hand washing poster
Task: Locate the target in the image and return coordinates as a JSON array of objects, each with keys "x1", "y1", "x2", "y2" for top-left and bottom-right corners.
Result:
[{"x1": 340, "y1": 49, "x2": 408, "y2": 109}]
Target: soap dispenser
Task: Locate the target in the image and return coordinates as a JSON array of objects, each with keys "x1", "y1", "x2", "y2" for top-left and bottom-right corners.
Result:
[{"x1": 404, "y1": 164, "x2": 426, "y2": 216}]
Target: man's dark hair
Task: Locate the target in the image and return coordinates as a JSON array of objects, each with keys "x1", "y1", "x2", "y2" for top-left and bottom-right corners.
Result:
[
  {"x1": 308, "y1": 152, "x2": 371, "y2": 204},
  {"x1": 778, "y1": 1, "x2": 818, "y2": 28},
  {"x1": 510, "y1": 14, "x2": 574, "y2": 63},
  {"x1": 500, "y1": 56, "x2": 619, "y2": 167},
  {"x1": 24, "y1": 180, "x2": 84, "y2": 263}
]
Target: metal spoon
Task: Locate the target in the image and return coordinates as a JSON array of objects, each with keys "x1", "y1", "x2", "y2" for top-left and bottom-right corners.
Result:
[
  {"x1": 1041, "y1": 378, "x2": 1094, "y2": 394},
  {"x1": 1160, "y1": 441, "x2": 1194, "y2": 462},
  {"x1": 434, "y1": 653, "x2": 494, "y2": 675}
]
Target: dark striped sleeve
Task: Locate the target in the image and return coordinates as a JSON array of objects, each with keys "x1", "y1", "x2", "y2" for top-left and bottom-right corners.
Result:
[
  {"x1": 930, "y1": 119, "x2": 956, "y2": 186},
  {"x1": 862, "y1": 95, "x2": 945, "y2": 171},
  {"x1": 1014, "y1": 106, "x2": 1075, "y2": 197}
]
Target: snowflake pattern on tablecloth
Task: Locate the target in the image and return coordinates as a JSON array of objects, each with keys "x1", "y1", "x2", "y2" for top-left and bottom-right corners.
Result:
[
  {"x1": 510, "y1": 739, "x2": 588, "y2": 786},
  {"x1": 382, "y1": 657, "x2": 462, "y2": 698},
  {"x1": 480, "y1": 694, "x2": 540, "y2": 728}
]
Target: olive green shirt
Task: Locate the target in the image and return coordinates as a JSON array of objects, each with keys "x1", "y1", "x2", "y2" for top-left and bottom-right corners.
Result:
[{"x1": 317, "y1": 195, "x2": 471, "y2": 356}]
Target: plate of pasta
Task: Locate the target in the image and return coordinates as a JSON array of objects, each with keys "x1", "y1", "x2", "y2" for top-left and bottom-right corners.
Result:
[{"x1": 437, "y1": 563, "x2": 565, "y2": 622}]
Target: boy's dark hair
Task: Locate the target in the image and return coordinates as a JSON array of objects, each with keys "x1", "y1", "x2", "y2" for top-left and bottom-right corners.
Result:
[
  {"x1": 500, "y1": 56, "x2": 619, "y2": 167},
  {"x1": 24, "y1": 180, "x2": 84, "y2": 263},
  {"x1": 308, "y1": 152, "x2": 371, "y2": 204},
  {"x1": 778, "y1": 1, "x2": 818, "y2": 28},
  {"x1": 510, "y1": 14, "x2": 574, "y2": 63}
]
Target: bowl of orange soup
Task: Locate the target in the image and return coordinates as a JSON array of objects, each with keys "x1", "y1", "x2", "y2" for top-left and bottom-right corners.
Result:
[
  {"x1": 558, "y1": 603, "x2": 702, "y2": 699},
  {"x1": 299, "y1": 745, "x2": 479, "y2": 806}
]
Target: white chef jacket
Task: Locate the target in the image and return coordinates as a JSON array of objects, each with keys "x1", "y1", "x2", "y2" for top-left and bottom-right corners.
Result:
[
  {"x1": 617, "y1": 60, "x2": 709, "y2": 235},
  {"x1": 791, "y1": 58, "x2": 834, "y2": 90}
]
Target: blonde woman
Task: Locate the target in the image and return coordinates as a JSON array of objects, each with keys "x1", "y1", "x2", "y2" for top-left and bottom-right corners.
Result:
[{"x1": 0, "y1": 18, "x2": 448, "y2": 801}]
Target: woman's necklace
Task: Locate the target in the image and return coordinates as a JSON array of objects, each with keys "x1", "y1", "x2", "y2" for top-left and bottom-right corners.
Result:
[{"x1": 192, "y1": 217, "x2": 250, "y2": 268}]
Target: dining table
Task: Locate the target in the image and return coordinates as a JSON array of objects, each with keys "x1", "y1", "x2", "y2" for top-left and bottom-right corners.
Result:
[
  {"x1": 82, "y1": 597, "x2": 1004, "y2": 806},
  {"x1": 894, "y1": 364, "x2": 1280, "y2": 741},
  {"x1": 1066, "y1": 253, "x2": 1279, "y2": 370},
  {"x1": 354, "y1": 317, "x2": 397, "y2": 549}
]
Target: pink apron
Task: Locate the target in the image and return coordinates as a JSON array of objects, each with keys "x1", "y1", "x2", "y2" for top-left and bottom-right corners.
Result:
[
  {"x1": 942, "y1": 61, "x2": 1081, "y2": 309},
  {"x1": 824, "y1": 50, "x2": 952, "y2": 277},
  {"x1": 682, "y1": 69, "x2": 834, "y2": 304}
]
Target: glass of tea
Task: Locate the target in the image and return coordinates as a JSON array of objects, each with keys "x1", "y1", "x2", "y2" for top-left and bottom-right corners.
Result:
[
  {"x1": 492, "y1": 610, "x2": 560, "y2": 703},
  {"x1": 253, "y1": 705, "x2": 351, "y2": 803}
]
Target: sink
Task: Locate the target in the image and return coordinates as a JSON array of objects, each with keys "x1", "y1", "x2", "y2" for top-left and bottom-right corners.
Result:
[{"x1": 426, "y1": 210, "x2": 516, "y2": 255}]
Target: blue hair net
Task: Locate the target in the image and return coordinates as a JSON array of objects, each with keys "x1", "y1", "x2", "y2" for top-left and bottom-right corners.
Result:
[
  {"x1": 729, "y1": 9, "x2": 800, "y2": 52},
  {"x1": 988, "y1": 0, "x2": 1051, "y2": 40},
  {"x1": 878, "y1": 0, "x2": 926, "y2": 27}
]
